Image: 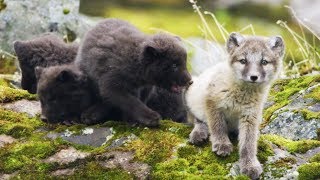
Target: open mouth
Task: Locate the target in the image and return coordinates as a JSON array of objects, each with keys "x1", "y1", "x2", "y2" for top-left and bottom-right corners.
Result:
[{"x1": 170, "y1": 84, "x2": 183, "y2": 93}]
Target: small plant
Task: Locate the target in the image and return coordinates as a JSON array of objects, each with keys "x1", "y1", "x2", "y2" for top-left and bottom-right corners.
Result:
[
  {"x1": 63, "y1": 8, "x2": 70, "y2": 15},
  {"x1": 0, "y1": 0, "x2": 6, "y2": 11}
]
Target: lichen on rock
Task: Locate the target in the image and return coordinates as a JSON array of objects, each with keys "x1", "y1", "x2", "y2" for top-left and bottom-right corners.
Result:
[{"x1": 262, "y1": 75, "x2": 320, "y2": 140}]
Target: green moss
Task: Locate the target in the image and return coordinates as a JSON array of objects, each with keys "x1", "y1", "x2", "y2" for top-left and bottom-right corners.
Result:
[
  {"x1": 68, "y1": 161, "x2": 134, "y2": 179},
  {"x1": 257, "y1": 137, "x2": 274, "y2": 163},
  {"x1": 0, "y1": 109, "x2": 43, "y2": 138},
  {"x1": 0, "y1": 86, "x2": 37, "y2": 103},
  {"x1": 0, "y1": 78, "x2": 9, "y2": 87},
  {"x1": 299, "y1": 109, "x2": 320, "y2": 120},
  {"x1": 11, "y1": 163, "x2": 55, "y2": 180},
  {"x1": 159, "y1": 120, "x2": 192, "y2": 138},
  {"x1": 262, "y1": 101, "x2": 288, "y2": 128},
  {"x1": 104, "y1": 120, "x2": 191, "y2": 165},
  {"x1": 262, "y1": 134, "x2": 320, "y2": 153},
  {"x1": 103, "y1": 121, "x2": 142, "y2": 137},
  {"x1": 305, "y1": 85, "x2": 320, "y2": 102},
  {"x1": 265, "y1": 157, "x2": 296, "y2": 178},
  {"x1": 234, "y1": 175, "x2": 250, "y2": 180},
  {"x1": 152, "y1": 143, "x2": 238, "y2": 179},
  {"x1": 274, "y1": 157, "x2": 296, "y2": 167},
  {"x1": 151, "y1": 130, "x2": 274, "y2": 179},
  {"x1": 309, "y1": 153, "x2": 320, "y2": 163},
  {"x1": 152, "y1": 158, "x2": 229, "y2": 180},
  {"x1": 298, "y1": 162, "x2": 320, "y2": 180},
  {"x1": 63, "y1": 8, "x2": 70, "y2": 14},
  {"x1": 127, "y1": 130, "x2": 182, "y2": 166},
  {"x1": 0, "y1": 140, "x2": 57, "y2": 173}
]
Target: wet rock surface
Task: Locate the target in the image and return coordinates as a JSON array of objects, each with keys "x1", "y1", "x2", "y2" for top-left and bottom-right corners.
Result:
[
  {"x1": 47, "y1": 127, "x2": 114, "y2": 147},
  {"x1": 2, "y1": 100, "x2": 40, "y2": 118}
]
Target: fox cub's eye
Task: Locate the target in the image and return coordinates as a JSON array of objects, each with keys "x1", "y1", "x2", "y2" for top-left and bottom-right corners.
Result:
[
  {"x1": 239, "y1": 59, "x2": 247, "y2": 64},
  {"x1": 261, "y1": 59, "x2": 268, "y2": 65},
  {"x1": 172, "y1": 63, "x2": 178, "y2": 71}
]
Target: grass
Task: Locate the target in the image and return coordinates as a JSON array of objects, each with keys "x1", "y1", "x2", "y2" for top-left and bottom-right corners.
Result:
[{"x1": 102, "y1": 1, "x2": 320, "y2": 76}]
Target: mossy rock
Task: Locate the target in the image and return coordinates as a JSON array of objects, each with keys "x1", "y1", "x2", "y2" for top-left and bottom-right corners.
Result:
[
  {"x1": 262, "y1": 74, "x2": 320, "y2": 127},
  {"x1": 0, "y1": 85, "x2": 37, "y2": 103},
  {"x1": 1, "y1": 75, "x2": 320, "y2": 179},
  {"x1": 261, "y1": 134, "x2": 320, "y2": 153}
]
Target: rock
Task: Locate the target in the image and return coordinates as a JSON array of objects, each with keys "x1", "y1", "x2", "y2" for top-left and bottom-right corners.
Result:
[
  {"x1": 262, "y1": 145, "x2": 298, "y2": 179},
  {"x1": 47, "y1": 127, "x2": 114, "y2": 147},
  {"x1": 107, "y1": 134, "x2": 138, "y2": 149},
  {"x1": 0, "y1": 134, "x2": 16, "y2": 148},
  {"x1": 262, "y1": 77, "x2": 320, "y2": 140},
  {"x1": 98, "y1": 151, "x2": 151, "y2": 179},
  {"x1": 262, "y1": 111, "x2": 320, "y2": 140},
  {"x1": 228, "y1": 162, "x2": 241, "y2": 177},
  {"x1": 51, "y1": 168, "x2": 75, "y2": 176},
  {"x1": 2, "y1": 100, "x2": 40, "y2": 118},
  {"x1": 0, "y1": 0, "x2": 99, "y2": 52},
  {"x1": 308, "y1": 103, "x2": 320, "y2": 112},
  {"x1": 44, "y1": 147, "x2": 89, "y2": 165},
  {"x1": 262, "y1": 145, "x2": 320, "y2": 179},
  {"x1": 295, "y1": 147, "x2": 320, "y2": 165},
  {"x1": 0, "y1": 173, "x2": 17, "y2": 180}
]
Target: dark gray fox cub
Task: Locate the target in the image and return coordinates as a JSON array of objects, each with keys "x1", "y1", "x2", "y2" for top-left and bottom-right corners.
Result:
[
  {"x1": 14, "y1": 23, "x2": 190, "y2": 124},
  {"x1": 76, "y1": 18, "x2": 192, "y2": 126},
  {"x1": 14, "y1": 33, "x2": 78, "y2": 94}
]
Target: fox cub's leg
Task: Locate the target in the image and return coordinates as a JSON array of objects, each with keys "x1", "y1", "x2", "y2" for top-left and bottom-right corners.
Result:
[
  {"x1": 206, "y1": 100, "x2": 233, "y2": 156},
  {"x1": 238, "y1": 113, "x2": 263, "y2": 179},
  {"x1": 189, "y1": 116, "x2": 209, "y2": 145}
]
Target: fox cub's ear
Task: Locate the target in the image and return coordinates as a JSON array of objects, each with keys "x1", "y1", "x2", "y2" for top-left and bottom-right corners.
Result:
[
  {"x1": 57, "y1": 70, "x2": 77, "y2": 82},
  {"x1": 268, "y1": 36, "x2": 285, "y2": 57},
  {"x1": 13, "y1": 41, "x2": 29, "y2": 57},
  {"x1": 226, "y1": 32, "x2": 244, "y2": 53}
]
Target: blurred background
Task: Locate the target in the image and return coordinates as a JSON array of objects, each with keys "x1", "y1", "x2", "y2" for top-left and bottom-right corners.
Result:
[{"x1": 0, "y1": 0, "x2": 320, "y2": 78}]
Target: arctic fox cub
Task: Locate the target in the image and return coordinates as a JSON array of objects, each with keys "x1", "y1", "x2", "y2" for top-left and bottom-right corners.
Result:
[{"x1": 186, "y1": 32, "x2": 284, "y2": 179}]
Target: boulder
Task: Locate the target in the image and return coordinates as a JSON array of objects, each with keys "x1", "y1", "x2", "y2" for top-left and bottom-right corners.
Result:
[{"x1": 0, "y1": 0, "x2": 98, "y2": 52}]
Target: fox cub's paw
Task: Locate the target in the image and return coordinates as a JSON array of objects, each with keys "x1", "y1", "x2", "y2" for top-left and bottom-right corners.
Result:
[
  {"x1": 240, "y1": 160, "x2": 263, "y2": 180},
  {"x1": 189, "y1": 124, "x2": 209, "y2": 145},
  {"x1": 212, "y1": 142, "x2": 233, "y2": 156}
]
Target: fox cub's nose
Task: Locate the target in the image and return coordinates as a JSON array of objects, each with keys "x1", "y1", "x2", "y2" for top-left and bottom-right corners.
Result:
[{"x1": 250, "y1": 76, "x2": 258, "y2": 82}]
